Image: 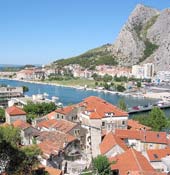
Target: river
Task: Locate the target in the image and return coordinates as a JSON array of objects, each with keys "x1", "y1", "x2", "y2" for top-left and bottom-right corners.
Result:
[{"x1": 0, "y1": 79, "x2": 157, "y2": 109}]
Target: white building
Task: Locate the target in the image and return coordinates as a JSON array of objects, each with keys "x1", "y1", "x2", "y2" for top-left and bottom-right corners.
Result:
[
  {"x1": 156, "y1": 71, "x2": 170, "y2": 82},
  {"x1": 144, "y1": 63, "x2": 154, "y2": 79},
  {"x1": 132, "y1": 65, "x2": 144, "y2": 79},
  {"x1": 132, "y1": 63, "x2": 154, "y2": 79},
  {"x1": 5, "y1": 105, "x2": 27, "y2": 124},
  {"x1": 78, "y1": 96, "x2": 128, "y2": 158}
]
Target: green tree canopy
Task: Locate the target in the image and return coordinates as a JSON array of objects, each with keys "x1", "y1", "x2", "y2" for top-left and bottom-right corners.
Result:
[
  {"x1": 118, "y1": 99, "x2": 127, "y2": 111},
  {"x1": 92, "y1": 155, "x2": 112, "y2": 175},
  {"x1": 0, "y1": 107, "x2": 5, "y2": 121},
  {"x1": 0, "y1": 125, "x2": 42, "y2": 175},
  {"x1": 133, "y1": 107, "x2": 167, "y2": 131},
  {"x1": 148, "y1": 107, "x2": 166, "y2": 131}
]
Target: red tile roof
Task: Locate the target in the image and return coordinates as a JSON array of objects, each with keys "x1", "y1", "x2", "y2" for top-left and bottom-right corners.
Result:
[
  {"x1": 6, "y1": 106, "x2": 26, "y2": 116},
  {"x1": 100, "y1": 132, "x2": 128, "y2": 155},
  {"x1": 115, "y1": 129, "x2": 167, "y2": 144},
  {"x1": 115, "y1": 129, "x2": 141, "y2": 140},
  {"x1": 128, "y1": 119, "x2": 151, "y2": 131},
  {"x1": 12, "y1": 119, "x2": 30, "y2": 130},
  {"x1": 46, "y1": 111, "x2": 57, "y2": 120},
  {"x1": 37, "y1": 119, "x2": 77, "y2": 133},
  {"x1": 44, "y1": 166, "x2": 62, "y2": 175},
  {"x1": 111, "y1": 148, "x2": 156, "y2": 175},
  {"x1": 37, "y1": 119, "x2": 58, "y2": 129},
  {"x1": 79, "y1": 96, "x2": 128, "y2": 119},
  {"x1": 37, "y1": 131, "x2": 77, "y2": 156},
  {"x1": 54, "y1": 119, "x2": 77, "y2": 133},
  {"x1": 147, "y1": 148, "x2": 170, "y2": 162},
  {"x1": 55, "y1": 105, "x2": 75, "y2": 115}
]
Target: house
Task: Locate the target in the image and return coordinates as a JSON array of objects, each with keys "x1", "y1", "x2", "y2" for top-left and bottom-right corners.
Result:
[
  {"x1": 99, "y1": 131, "x2": 128, "y2": 158},
  {"x1": 78, "y1": 96, "x2": 128, "y2": 157},
  {"x1": 37, "y1": 131, "x2": 81, "y2": 171},
  {"x1": 146, "y1": 148, "x2": 170, "y2": 173},
  {"x1": 5, "y1": 105, "x2": 27, "y2": 124},
  {"x1": 55, "y1": 105, "x2": 79, "y2": 122},
  {"x1": 16, "y1": 68, "x2": 35, "y2": 80},
  {"x1": 36, "y1": 119, "x2": 87, "y2": 150},
  {"x1": 115, "y1": 129, "x2": 167, "y2": 152},
  {"x1": 45, "y1": 111, "x2": 57, "y2": 120},
  {"x1": 127, "y1": 119, "x2": 151, "y2": 131},
  {"x1": 12, "y1": 119, "x2": 39, "y2": 145},
  {"x1": 110, "y1": 148, "x2": 158, "y2": 175}
]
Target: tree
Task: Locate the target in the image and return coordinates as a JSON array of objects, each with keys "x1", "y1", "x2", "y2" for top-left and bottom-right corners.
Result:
[
  {"x1": 23, "y1": 102, "x2": 56, "y2": 123},
  {"x1": 103, "y1": 74, "x2": 112, "y2": 82},
  {"x1": 133, "y1": 107, "x2": 167, "y2": 131},
  {"x1": 118, "y1": 99, "x2": 127, "y2": 111},
  {"x1": 116, "y1": 84, "x2": 126, "y2": 92},
  {"x1": 0, "y1": 126, "x2": 42, "y2": 175},
  {"x1": 21, "y1": 145, "x2": 42, "y2": 174},
  {"x1": 92, "y1": 155, "x2": 112, "y2": 175},
  {"x1": 0, "y1": 107, "x2": 5, "y2": 121},
  {"x1": 137, "y1": 81, "x2": 141, "y2": 88},
  {"x1": 22, "y1": 86, "x2": 29, "y2": 93},
  {"x1": 148, "y1": 107, "x2": 166, "y2": 131}
]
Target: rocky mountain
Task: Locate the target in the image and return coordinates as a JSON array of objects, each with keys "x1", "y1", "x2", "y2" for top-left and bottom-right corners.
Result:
[
  {"x1": 110, "y1": 4, "x2": 170, "y2": 71},
  {"x1": 54, "y1": 4, "x2": 170, "y2": 71}
]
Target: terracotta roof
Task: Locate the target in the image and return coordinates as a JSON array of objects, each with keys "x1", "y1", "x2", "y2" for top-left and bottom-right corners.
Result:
[
  {"x1": 37, "y1": 131, "x2": 77, "y2": 156},
  {"x1": 54, "y1": 119, "x2": 77, "y2": 133},
  {"x1": 79, "y1": 96, "x2": 128, "y2": 119},
  {"x1": 37, "y1": 119, "x2": 77, "y2": 133},
  {"x1": 115, "y1": 129, "x2": 167, "y2": 144},
  {"x1": 147, "y1": 148, "x2": 170, "y2": 162},
  {"x1": 46, "y1": 111, "x2": 57, "y2": 120},
  {"x1": 111, "y1": 148, "x2": 156, "y2": 175},
  {"x1": 12, "y1": 119, "x2": 30, "y2": 130},
  {"x1": 6, "y1": 106, "x2": 26, "y2": 116},
  {"x1": 37, "y1": 119, "x2": 58, "y2": 129},
  {"x1": 115, "y1": 129, "x2": 141, "y2": 140},
  {"x1": 55, "y1": 105, "x2": 75, "y2": 115},
  {"x1": 38, "y1": 140, "x2": 59, "y2": 156},
  {"x1": 45, "y1": 166, "x2": 62, "y2": 175},
  {"x1": 127, "y1": 119, "x2": 151, "y2": 131},
  {"x1": 142, "y1": 131, "x2": 167, "y2": 144},
  {"x1": 100, "y1": 132, "x2": 128, "y2": 155}
]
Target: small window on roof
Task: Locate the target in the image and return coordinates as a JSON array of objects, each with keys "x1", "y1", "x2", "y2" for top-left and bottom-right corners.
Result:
[
  {"x1": 153, "y1": 154, "x2": 158, "y2": 159},
  {"x1": 157, "y1": 133, "x2": 160, "y2": 138}
]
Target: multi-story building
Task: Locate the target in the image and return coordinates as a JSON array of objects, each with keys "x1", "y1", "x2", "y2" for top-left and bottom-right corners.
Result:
[
  {"x1": 0, "y1": 86, "x2": 23, "y2": 107},
  {"x1": 144, "y1": 63, "x2": 155, "y2": 79},
  {"x1": 78, "y1": 96, "x2": 128, "y2": 157}
]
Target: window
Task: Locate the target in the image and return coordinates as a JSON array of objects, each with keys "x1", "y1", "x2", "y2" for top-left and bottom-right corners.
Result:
[
  {"x1": 102, "y1": 121, "x2": 105, "y2": 127},
  {"x1": 61, "y1": 115, "x2": 64, "y2": 119},
  {"x1": 153, "y1": 154, "x2": 158, "y2": 159},
  {"x1": 122, "y1": 121, "x2": 125, "y2": 125},
  {"x1": 57, "y1": 114, "x2": 59, "y2": 118}
]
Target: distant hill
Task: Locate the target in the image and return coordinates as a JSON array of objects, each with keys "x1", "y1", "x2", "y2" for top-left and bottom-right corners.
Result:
[
  {"x1": 53, "y1": 44, "x2": 117, "y2": 69},
  {"x1": 52, "y1": 4, "x2": 170, "y2": 71}
]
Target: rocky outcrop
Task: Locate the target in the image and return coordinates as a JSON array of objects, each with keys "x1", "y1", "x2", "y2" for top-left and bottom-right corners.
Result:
[{"x1": 110, "y1": 4, "x2": 161, "y2": 69}]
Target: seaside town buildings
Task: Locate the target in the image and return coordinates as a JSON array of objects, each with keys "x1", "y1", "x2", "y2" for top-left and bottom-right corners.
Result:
[
  {"x1": 132, "y1": 63, "x2": 155, "y2": 79},
  {"x1": 0, "y1": 86, "x2": 23, "y2": 107},
  {"x1": 1, "y1": 94, "x2": 170, "y2": 174}
]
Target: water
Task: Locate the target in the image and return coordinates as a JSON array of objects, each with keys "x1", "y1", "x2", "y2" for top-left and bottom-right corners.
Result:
[{"x1": 0, "y1": 79, "x2": 157, "y2": 109}]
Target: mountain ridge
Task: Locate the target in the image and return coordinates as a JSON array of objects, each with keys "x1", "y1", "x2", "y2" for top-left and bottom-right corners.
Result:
[{"x1": 53, "y1": 4, "x2": 170, "y2": 72}]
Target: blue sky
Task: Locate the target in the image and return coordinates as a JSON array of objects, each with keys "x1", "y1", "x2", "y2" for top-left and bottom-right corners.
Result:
[{"x1": 1, "y1": 0, "x2": 169, "y2": 65}]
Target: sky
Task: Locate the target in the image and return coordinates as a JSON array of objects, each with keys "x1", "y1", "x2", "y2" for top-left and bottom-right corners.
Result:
[{"x1": 0, "y1": 0, "x2": 170, "y2": 65}]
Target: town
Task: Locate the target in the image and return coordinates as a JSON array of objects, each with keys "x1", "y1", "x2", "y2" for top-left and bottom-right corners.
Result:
[{"x1": 1, "y1": 0, "x2": 170, "y2": 174}]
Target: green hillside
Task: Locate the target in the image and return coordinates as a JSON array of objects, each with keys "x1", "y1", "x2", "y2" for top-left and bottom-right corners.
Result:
[{"x1": 53, "y1": 44, "x2": 118, "y2": 69}]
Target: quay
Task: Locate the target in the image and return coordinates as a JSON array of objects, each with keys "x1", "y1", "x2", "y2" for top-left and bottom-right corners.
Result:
[{"x1": 128, "y1": 103, "x2": 170, "y2": 114}]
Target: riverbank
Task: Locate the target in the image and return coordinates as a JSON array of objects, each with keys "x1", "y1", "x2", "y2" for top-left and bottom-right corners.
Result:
[{"x1": 0, "y1": 77, "x2": 146, "y2": 99}]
